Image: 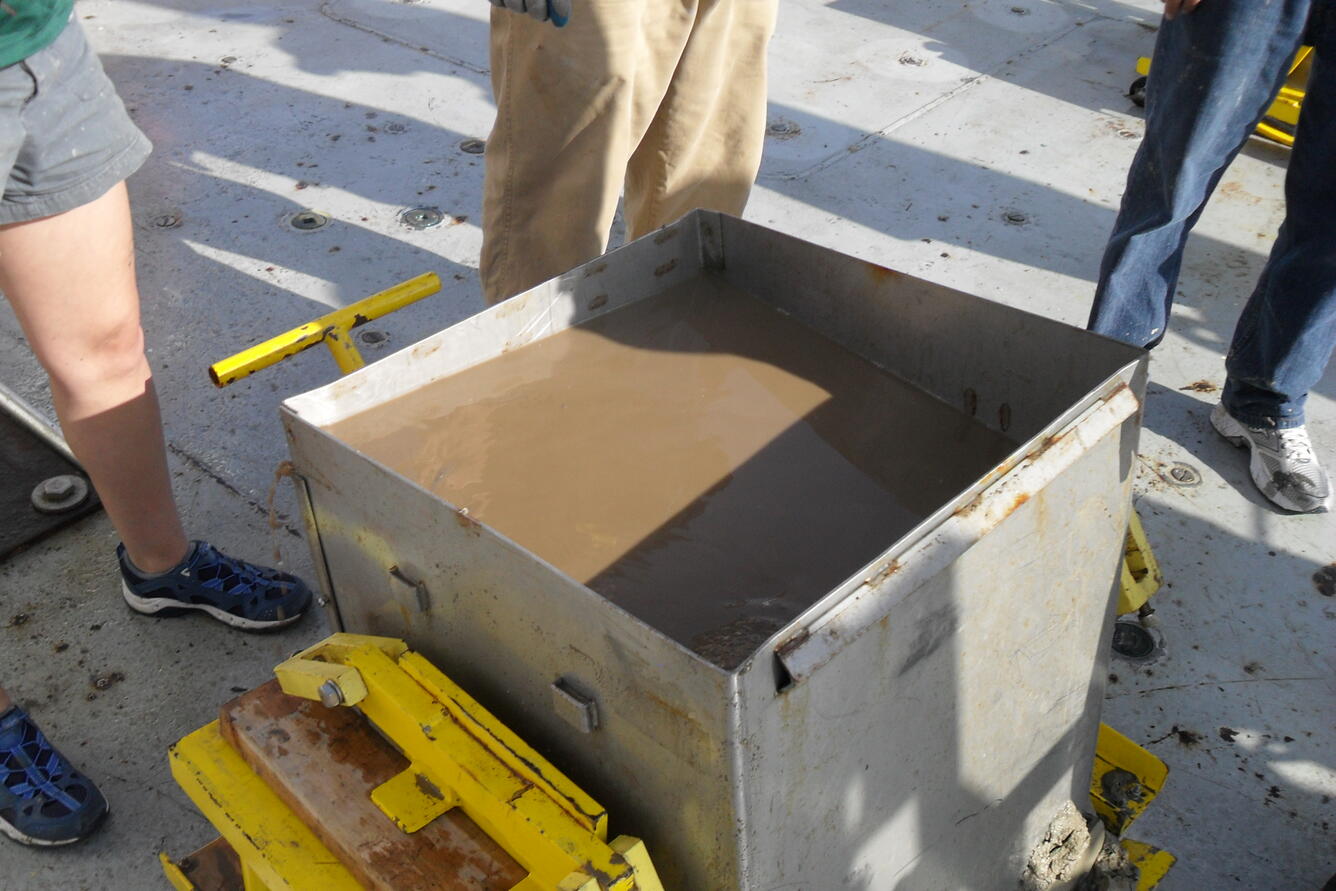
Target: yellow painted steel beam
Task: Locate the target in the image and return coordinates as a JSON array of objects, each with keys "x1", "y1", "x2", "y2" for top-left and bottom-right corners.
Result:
[
  {"x1": 1121, "y1": 838, "x2": 1176, "y2": 890},
  {"x1": 208, "y1": 272, "x2": 440, "y2": 387},
  {"x1": 1090, "y1": 723, "x2": 1169, "y2": 837},
  {"x1": 274, "y1": 634, "x2": 663, "y2": 891},
  {"x1": 1118, "y1": 509, "x2": 1163, "y2": 615},
  {"x1": 168, "y1": 722, "x2": 362, "y2": 891}
]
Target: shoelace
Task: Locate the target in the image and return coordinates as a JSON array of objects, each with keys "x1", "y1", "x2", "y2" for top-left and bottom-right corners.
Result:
[
  {"x1": 1, "y1": 720, "x2": 81, "y2": 812},
  {"x1": 194, "y1": 545, "x2": 267, "y2": 598},
  {"x1": 1274, "y1": 428, "x2": 1315, "y2": 465}
]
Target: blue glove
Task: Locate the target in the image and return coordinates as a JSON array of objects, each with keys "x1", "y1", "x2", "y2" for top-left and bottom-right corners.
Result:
[{"x1": 490, "y1": 0, "x2": 569, "y2": 27}]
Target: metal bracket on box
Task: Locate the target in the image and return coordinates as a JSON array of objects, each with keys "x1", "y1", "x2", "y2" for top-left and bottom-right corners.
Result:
[{"x1": 273, "y1": 633, "x2": 662, "y2": 891}]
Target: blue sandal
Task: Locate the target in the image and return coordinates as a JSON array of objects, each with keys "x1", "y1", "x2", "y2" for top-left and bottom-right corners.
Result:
[
  {"x1": 0, "y1": 706, "x2": 108, "y2": 846},
  {"x1": 119, "y1": 540, "x2": 312, "y2": 632}
]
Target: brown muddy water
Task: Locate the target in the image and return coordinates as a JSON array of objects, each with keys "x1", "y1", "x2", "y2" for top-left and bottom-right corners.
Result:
[{"x1": 328, "y1": 274, "x2": 1016, "y2": 667}]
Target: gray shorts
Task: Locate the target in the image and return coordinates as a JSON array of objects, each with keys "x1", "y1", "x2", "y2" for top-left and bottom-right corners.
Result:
[{"x1": 0, "y1": 18, "x2": 151, "y2": 225}]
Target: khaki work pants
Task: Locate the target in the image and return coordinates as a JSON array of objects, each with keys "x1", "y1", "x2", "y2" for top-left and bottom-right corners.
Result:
[{"x1": 480, "y1": 0, "x2": 779, "y2": 304}]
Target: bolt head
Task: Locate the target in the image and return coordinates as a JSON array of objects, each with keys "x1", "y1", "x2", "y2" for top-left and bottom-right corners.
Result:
[
  {"x1": 318, "y1": 679, "x2": 344, "y2": 708},
  {"x1": 41, "y1": 477, "x2": 75, "y2": 499}
]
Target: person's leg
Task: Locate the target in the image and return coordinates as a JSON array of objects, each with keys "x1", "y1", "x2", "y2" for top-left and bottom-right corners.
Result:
[
  {"x1": 0, "y1": 687, "x2": 10, "y2": 713},
  {"x1": 0, "y1": 183, "x2": 188, "y2": 572},
  {"x1": 1088, "y1": 0, "x2": 1312, "y2": 346},
  {"x1": 479, "y1": 1, "x2": 703, "y2": 304},
  {"x1": 480, "y1": 5, "x2": 638, "y2": 304},
  {"x1": 1208, "y1": 7, "x2": 1336, "y2": 513},
  {"x1": 622, "y1": 0, "x2": 777, "y2": 239},
  {"x1": 0, "y1": 20, "x2": 312, "y2": 624},
  {"x1": 1222, "y1": 11, "x2": 1336, "y2": 429}
]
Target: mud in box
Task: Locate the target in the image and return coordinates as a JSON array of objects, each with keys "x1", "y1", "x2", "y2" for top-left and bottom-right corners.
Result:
[{"x1": 282, "y1": 211, "x2": 1146, "y2": 889}]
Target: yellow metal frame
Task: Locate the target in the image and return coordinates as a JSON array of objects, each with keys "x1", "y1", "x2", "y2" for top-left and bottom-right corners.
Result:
[
  {"x1": 1089, "y1": 724, "x2": 1176, "y2": 888},
  {"x1": 163, "y1": 632, "x2": 663, "y2": 890},
  {"x1": 1121, "y1": 838, "x2": 1177, "y2": 891},
  {"x1": 167, "y1": 721, "x2": 365, "y2": 890},
  {"x1": 208, "y1": 272, "x2": 440, "y2": 386},
  {"x1": 1136, "y1": 47, "x2": 1312, "y2": 147},
  {"x1": 1118, "y1": 509, "x2": 1162, "y2": 615},
  {"x1": 273, "y1": 633, "x2": 663, "y2": 891},
  {"x1": 1090, "y1": 722, "x2": 1169, "y2": 837}
]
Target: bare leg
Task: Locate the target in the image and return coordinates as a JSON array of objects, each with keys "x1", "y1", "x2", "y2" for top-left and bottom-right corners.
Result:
[
  {"x1": 0, "y1": 183, "x2": 187, "y2": 572},
  {"x1": 0, "y1": 686, "x2": 11, "y2": 713}
]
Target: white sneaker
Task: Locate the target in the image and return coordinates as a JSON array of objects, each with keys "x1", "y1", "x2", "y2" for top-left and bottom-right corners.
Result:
[{"x1": 1211, "y1": 403, "x2": 1332, "y2": 513}]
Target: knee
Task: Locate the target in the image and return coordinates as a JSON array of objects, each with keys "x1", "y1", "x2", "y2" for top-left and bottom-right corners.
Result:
[{"x1": 39, "y1": 317, "x2": 151, "y2": 396}]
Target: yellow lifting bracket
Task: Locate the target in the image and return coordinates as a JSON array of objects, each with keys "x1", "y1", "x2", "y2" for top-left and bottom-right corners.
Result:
[
  {"x1": 208, "y1": 271, "x2": 441, "y2": 386},
  {"x1": 167, "y1": 720, "x2": 364, "y2": 891},
  {"x1": 1118, "y1": 509, "x2": 1163, "y2": 616},
  {"x1": 1090, "y1": 723, "x2": 1177, "y2": 888},
  {"x1": 273, "y1": 633, "x2": 664, "y2": 891}
]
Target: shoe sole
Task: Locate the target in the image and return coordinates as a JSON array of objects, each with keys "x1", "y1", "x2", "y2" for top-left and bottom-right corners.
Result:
[
  {"x1": 0, "y1": 804, "x2": 109, "y2": 847},
  {"x1": 1211, "y1": 407, "x2": 1331, "y2": 513},
  {"x1": 122, "y1": 582, "x2": 304, "y2": 632}
]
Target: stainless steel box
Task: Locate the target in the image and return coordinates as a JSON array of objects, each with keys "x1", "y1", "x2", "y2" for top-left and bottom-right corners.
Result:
[{"x1": 282, "y1": 211, "x2": 1146, "y2": 889}]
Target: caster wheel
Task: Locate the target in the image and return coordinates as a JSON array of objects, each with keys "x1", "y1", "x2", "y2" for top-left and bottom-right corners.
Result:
[{"x1": 1128, "y1": 75, "x2": 1148, "y2": 107}]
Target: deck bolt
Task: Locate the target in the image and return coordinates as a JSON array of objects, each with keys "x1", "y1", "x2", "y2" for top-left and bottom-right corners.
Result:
[
  {"x1": 31, "y1": 474, "x2": 90, "y2": 514},
  {"x1": 458, "y1": 138, "x2": 486, "y2": 154},
  {"x1": 318, "y1": 680, "x2": 345, "y2": 708},
  {"x1": 359, "y1": 329, "x2": 388, "y2": 345},
  {"x1": 1166, "y1": 462, "x2": 1201, "y2": 487},
  {"x1": 153, "y1": 213, "x2": 182, "y2": 229},
  {"x1": 289, "y1": 210, "x2": 330, "y2": 231},
  {"x1": 1003, "y1": 210, "x2": 1029, "y2": 225},
  {"x1": 400, "y1": 206, "x2": 444, "y2": 230}
]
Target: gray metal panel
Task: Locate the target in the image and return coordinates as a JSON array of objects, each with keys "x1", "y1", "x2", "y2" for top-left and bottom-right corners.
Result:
[
  {"x1": 711, "y1": 212, "x2": 1145, "y2": 442},
  {"x1": 281, "y1": 416, "x2": 741, "y2": 889},
  {"x1": 733, "y1": 401, "x2": 1138, "y2": 889}
]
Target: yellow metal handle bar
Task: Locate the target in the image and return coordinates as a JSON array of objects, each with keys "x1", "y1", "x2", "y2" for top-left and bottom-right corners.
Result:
[{"x1": 208, "y1": 272, "x2": 441, "y2": 387}]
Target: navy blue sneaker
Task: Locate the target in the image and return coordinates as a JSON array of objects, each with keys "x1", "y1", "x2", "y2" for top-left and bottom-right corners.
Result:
[
  {"x1": 0, "y1": 707, "x2": 108, "y2": 846},
  {"x1": 119, "y1": 540, "x2": 312, "y2": 632}
]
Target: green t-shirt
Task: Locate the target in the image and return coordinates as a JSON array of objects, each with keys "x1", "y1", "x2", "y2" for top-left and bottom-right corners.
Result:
[{"x1": 0, "y1": 0, "x2": 73, "y2": 69}]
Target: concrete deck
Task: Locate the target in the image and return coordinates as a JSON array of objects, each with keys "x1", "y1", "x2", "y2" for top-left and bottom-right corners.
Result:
[{"x1": 0, "y1": 0, "x2": 1331, "y2": 887}]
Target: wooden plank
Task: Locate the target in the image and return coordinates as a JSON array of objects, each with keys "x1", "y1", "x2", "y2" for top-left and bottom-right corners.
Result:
[
  {"x1": 175, "y1": 837, "x2": 244, "y2": 891},
  {"x1": 219, "y1": 680, "x2": 526, "y2": 891}
]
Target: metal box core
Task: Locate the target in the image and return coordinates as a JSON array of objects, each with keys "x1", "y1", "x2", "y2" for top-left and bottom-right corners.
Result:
[{"x1": 283, "y1": 211, "x2": 1146, "y2": 889}]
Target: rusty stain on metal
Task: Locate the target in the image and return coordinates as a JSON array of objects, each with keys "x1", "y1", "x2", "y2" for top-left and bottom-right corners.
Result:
[
  {"x1": 963, "y1": 388, "x2": 978, "y2": 417},
  {"x1": 582, "y1": 262, "x2": 608, "y2": 278},
  {"x1": 653, "y1": 258, "x2": 678, "y2": 277},
  {"x1": 588, "y1": 294, "x2": 608, "y2": 311},
  {"x1": 454, "y1": 509, "x2": 480, "y2": 534},
  {"x1": 864, "y1": 261, "x2": 901, "y2": 284},
  {"x1": 653, "y1": 228, "x2": 681, "y2": 245},
  {"x1": 865, "y1": 559, "x2": 902, "y2": 588},
  {"x1": 413, "y1": 772, "x2": 445, "y2": 801},
  {"x1": 775, "y1": 627, "x2": 812, "y2": 662},
  {"x1": 998, "y1": 402, "x2": 1012, "y2": 431}
]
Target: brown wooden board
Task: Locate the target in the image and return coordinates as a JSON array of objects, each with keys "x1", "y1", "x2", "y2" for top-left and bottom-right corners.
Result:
[
  {"x1": 175, "y1": 837, "x2": 245, "y2": 891},
  {"x1": 218, "y1": 680, "x2": 526, "y2": 890}
]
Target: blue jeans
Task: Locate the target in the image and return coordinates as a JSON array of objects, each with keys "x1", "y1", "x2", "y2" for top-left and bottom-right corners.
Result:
[{"x1": 1089, "y1": 0, "x2": 1336, "y2": 429}]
